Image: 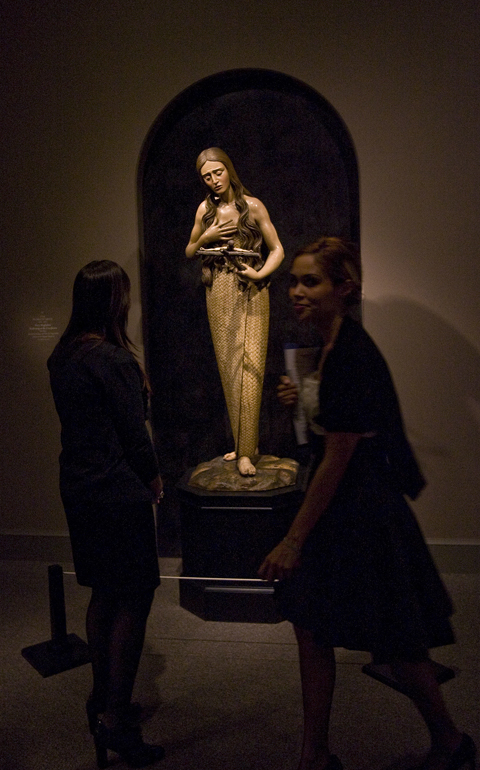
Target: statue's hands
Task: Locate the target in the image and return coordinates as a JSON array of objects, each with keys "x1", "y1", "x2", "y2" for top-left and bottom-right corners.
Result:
[
  {"x1": 203, "y1": 219, "x2": 237, "y2": 244},
  {"x1": 258, "y1": 539, "x2": 301, "y2": 582},
  {"x1": 235, "y1": 264, "x2": 261, "y2": 281},
  {"x1": 277, "y1": 376, "x2": 299, "y2": 407}
]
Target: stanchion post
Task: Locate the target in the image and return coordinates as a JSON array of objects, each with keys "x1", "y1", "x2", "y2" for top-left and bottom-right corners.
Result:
[
  {"x1": 21, "y1": 564, "x2": 90, "y2": 677},
  {"x1": 48, "y1": 564, "x2": 67, "y2": 644}
]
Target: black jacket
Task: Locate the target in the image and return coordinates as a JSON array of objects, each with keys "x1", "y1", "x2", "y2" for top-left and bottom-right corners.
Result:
[
  {"x1": 317, "y1": 316, "x2": 426, "y2": 500},
  {"x1": 48, "y1": 339, "x2": 159, "y2": 507}
]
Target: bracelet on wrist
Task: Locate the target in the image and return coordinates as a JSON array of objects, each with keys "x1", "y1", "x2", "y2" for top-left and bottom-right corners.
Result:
[{"x1": 282, "y1": 536, "x2": 302, "y2": 554}]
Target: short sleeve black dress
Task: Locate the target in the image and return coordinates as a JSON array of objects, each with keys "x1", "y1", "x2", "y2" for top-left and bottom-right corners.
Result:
[
  {"x1": 48, "y1": 339, "x2": 161, "y2": 595},
  {"x1": 275, "y1": 316, "x2": 454, "y2": 662}
]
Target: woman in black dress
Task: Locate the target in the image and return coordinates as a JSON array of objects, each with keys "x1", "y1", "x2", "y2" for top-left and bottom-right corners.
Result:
[
  {"x1": 258, "y1": 239, "x2": 475, "y2": 770},
  {"x1": 48, "y1": 261, "x2": 165, "y2": 768}
]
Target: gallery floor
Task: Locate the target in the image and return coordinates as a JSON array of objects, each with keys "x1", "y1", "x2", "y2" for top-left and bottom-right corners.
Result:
[{"x1": 1, "y1": 558, "x2": 478, "y2": 770}]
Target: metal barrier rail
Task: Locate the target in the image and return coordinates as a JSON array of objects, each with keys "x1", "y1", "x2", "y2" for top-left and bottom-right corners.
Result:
[
  {"x1": 63, "y1": 572, "x2": 273, "y2": 582},
  {"x1": 21, "y1": 566, "x2": 456, "y2": 695}
]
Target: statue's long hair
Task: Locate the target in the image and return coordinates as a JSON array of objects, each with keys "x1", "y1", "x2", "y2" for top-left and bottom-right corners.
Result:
[{"x1": 196, "y1": 148, "x2": 262, "y2": 252}]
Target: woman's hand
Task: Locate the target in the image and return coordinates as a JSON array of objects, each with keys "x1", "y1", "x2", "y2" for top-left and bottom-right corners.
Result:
[
  {"x1": 277, "y1": 375, "x2": 298, "y2": 407},
  {"x1": 149, "y1": 475, "x2": 164, "y2": 504},
  {"x1": 258, "y1": 539, "x2": 301, "y2": 582},
  {"x1": 186, "y1": 202, "x2": 237, "y2": 258},
  {"x1": 235, "y1": 264, "x2": 261, "y2": 282},
  {"x1": 203, "y1": 218, "x2": 237, "y2": 245}
]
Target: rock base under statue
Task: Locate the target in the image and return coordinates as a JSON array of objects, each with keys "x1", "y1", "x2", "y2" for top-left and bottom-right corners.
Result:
[{"x1": 188, "y1": 454, "x2": 298, "y2": 491}]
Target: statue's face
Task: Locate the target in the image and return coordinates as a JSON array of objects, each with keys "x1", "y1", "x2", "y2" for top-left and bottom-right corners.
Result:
[{"x1": 200, "y1": 161, "x2": 231, "y2": 196}]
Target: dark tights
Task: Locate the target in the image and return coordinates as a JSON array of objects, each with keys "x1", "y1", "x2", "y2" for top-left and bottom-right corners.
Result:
[
  {"x1": 86, "y1": 586, "x2": 155, "y2": 728},
  {"x1": 294, "y1": 625, "x2": 462, "y2": 770}
]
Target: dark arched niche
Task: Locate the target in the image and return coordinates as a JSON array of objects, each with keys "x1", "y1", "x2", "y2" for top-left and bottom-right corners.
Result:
[{"x1": 138, "y1": 68, "x2": 359, "y2": 488}]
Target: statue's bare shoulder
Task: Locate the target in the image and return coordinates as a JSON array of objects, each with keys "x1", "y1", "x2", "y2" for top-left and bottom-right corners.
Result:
[
  {"x1": 196, "y1": 199, "x2": 208, "y2": 217},
  {"x1": 245, "y1": 195, "x2": 272, "y2": 225}
]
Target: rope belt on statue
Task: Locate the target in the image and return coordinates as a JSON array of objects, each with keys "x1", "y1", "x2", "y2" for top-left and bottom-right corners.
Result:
[{"x1": 196, "y1": 243, "x2": 268, "y2": 290}]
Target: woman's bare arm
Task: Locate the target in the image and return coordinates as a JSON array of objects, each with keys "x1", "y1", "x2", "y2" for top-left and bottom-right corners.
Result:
[{"x1": 258, "y1": 431, "x2": 361, "y2": 582}]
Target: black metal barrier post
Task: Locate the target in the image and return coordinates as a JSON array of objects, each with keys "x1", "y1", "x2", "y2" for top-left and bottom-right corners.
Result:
[{"x1": 21, "y1": 564, "x2": 90, "y2": 677}]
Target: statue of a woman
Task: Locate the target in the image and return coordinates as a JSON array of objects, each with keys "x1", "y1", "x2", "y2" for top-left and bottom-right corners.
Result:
[{"x1": 186, "y1": 148, "x2": 284, "y2": 476}]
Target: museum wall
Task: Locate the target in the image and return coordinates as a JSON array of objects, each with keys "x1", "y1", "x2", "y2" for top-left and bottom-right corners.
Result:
[{"x1": 1, "y1": 0, "x2": 478, "y2": 551}]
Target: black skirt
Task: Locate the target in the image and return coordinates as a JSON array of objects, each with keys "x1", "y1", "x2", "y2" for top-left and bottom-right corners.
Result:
[
  {"x1": 275, "y1": 443, "x2": 454, "y2": 662},
  {"x1": 65, "y1": 500, "x2": 160, "y2": 595}
]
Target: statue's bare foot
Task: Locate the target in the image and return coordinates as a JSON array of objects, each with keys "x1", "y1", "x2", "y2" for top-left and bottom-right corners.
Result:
[
  {"x1": 223, "y1": 451, "x2": 237, "y2": 461},
  {"x1": 237, "y1": 456, "x2": 256, "y2": 476}
]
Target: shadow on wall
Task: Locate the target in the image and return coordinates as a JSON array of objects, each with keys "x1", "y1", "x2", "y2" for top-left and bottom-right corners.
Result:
[{"x1": 364, "y1": 297, "x2": 480, "y2": 541}]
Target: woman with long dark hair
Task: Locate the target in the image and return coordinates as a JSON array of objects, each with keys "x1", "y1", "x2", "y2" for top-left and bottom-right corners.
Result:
[
  {"x1": 259, "y1": 239, "x2": 475, "y2": 770},
  {"x1": 186, "y1": 147, "x2": 284, "y2": 476},
  {"x1": 48, "y1": 260, "x2": 165, "y2": 768}
]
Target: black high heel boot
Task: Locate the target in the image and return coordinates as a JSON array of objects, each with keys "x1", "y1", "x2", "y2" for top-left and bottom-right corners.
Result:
[
  {"x1": 419, "y1": 735, "x2": 477, "y2": 770},
  {"x1": 303, "y1": 754, "x2": 343, "y2": 770},
  {"x1": 443, "y1": 734, "x2": 476, "y2": 770},
  {"x1": 322, "y1": 756, "x2": 343, "y2": 770},
  {"x1": 94, "y1": 720, "x2": 165, "y2": 768},
  {"x1": 86, "y1": 695, "x2": 143, "y2": 734}
]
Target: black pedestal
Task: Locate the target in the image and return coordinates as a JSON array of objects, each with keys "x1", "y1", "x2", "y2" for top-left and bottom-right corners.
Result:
[{"x1": 177, "y1": 470, "x2": 306, "y2": 622}]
